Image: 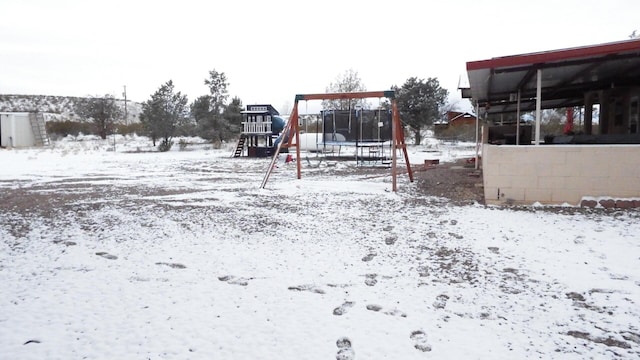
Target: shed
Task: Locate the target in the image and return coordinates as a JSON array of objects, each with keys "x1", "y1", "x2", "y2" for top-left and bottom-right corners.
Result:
[{"x1": 0, "y1": 112, "x2": 50, "y2": 148}]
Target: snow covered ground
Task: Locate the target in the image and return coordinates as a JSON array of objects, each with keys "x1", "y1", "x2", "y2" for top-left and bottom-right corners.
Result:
[{"x1": 1, "y1": 135, "x2": 639, "y2": 359}]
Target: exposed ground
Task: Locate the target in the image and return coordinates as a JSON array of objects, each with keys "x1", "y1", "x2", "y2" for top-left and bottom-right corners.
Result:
[
  {"x1": 0, "y1": 156, "x2": 484, "y2": 220},
  {"x1": 412, "y1": 158, "x2": 484, "y2": 205}
]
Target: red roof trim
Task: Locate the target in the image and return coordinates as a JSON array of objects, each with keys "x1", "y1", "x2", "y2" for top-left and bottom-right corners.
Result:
[{"x1": 466, "y1": 38, "x2": 640, "y2": 71}]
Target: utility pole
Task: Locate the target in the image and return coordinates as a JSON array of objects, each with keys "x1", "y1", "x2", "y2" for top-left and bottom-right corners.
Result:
[{"x1": 123, "y1": 85, "x2": 128, "y2": 126}]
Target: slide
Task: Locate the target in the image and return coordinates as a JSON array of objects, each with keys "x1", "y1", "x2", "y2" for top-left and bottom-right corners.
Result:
[{"x1": 272, "y1": 116, "x2": 286, "y2": 134}]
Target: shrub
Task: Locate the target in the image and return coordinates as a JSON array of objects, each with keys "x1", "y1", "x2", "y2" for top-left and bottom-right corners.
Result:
[
  {"x1": 117, "y1": 122, "x2": 144, "y2": 136},
  {"x1": 178, "y1": 138, "x2": 188, "y2": 151},
  {"x1": 46, "y1": 120, "x2": 93, "y2": 137},
  {"x1": 158, "y1": 139, "x2": 173, "y2": 152},
  {"x1": 434, "y1": 124, "x2": 478, "y2": 142}
]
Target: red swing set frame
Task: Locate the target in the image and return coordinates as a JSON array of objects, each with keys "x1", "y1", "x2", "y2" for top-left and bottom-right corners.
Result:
[{"x1": 260, "y1": 90, "x2": 414, "y2": 192}]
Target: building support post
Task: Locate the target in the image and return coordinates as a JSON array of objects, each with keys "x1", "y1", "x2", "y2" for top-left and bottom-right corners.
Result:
[
  {"x1": 475, "y1": 102, "x2": 480, "y2": 170},
  {"x1": 535, "y1": 68, "x2": 542, "y2": 145},
  {"x1": 584, "y1": 92, "x2": 594, "y2": 135},
  {"x1": 600, "y1": 90, "x2": 610, "y2": 134},
  {"x1": 516, "y1": 90, "x2": 521, "y2": 145}
]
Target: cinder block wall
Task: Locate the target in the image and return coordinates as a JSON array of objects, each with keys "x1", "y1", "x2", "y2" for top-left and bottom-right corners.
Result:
[{"x1": 482, "y1": 144, "x2": 640, "y2": 205}]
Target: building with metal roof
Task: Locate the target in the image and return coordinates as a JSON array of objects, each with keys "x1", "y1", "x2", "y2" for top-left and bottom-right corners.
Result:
[{"x1": 462, "y1": 39, "x2": 640, "y2": 206}]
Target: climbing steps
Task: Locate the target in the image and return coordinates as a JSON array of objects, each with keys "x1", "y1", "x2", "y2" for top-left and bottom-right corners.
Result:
[
  {"x1": 232, "y1": 135, "x2": 246, "y2": 157},
  {"x1": 29, "y1": 112, "x2": 50, "y2": 146}
]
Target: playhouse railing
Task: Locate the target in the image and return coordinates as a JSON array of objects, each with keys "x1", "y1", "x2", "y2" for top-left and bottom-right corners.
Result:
[{"x1": 242, "y1": 121, "x2": 272, "y2": 134}]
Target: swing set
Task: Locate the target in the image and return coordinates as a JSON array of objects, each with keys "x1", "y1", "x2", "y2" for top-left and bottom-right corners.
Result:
[{"x1": 260, "y1": 90, "x2": 414, "y2": 192}]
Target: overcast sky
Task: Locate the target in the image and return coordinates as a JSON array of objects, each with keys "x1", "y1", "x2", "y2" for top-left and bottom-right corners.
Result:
[{"x1": 1, "y1": 0, "x2": 638, "y2": 114}]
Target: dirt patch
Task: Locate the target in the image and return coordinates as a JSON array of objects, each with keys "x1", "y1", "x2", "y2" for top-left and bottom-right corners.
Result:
[{"x1": 412, "y1": 159, "x2": 484, "y2": 205}]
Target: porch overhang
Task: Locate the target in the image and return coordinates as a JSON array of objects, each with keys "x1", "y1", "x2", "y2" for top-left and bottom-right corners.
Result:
[{"x1": 465, "y1": 38, "x2": 640, "y2": 114}]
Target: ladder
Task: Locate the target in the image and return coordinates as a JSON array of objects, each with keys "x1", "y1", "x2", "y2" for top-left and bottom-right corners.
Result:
[
  {"x1": 232, "y1": 135, "x2": 246, "y2": 157},
  {"x1": 29, "y1": 112, "x2": 50, "y2": 146}
]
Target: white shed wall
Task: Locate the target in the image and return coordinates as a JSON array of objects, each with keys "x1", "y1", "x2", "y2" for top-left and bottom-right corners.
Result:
[{"x1": 0, "y1": 113, "x2": 35, "y2": 148}]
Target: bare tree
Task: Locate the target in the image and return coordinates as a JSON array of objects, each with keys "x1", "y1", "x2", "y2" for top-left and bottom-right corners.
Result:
[
  {"x1": 322, "y1": 68, "x2": 368, "y2": 110},
  {"x1": 280, "y1": 100, "x2": 292, "y2": 115},
  {"x1": 75, "y1": 94, "x2": 123, "y2": 139}
]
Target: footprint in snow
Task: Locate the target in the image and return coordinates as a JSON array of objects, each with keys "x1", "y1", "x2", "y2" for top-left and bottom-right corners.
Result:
[
  {"x1": 365, "y1": 274, "x2": 378, "y2": 286},
  {"x1": 433, "y1": 294, "x2": 449, "y2": 309},
  {"x1": 366, "y1": 304, "x2": 407, "y2": 317},
  {"x1": 488, "y1": 246, "x2": 500, "y2": 254},
  {"x1": 288, "y1": 284, "x2": 325, "y2": 294},
  {"x1": 218, "y1": 275, "x2": 252, "y2": 286},
  {"x1": 333, "y1": 301, "x2": 355, "y2": 316},
  {"x1": 410, "y1": 330, "x2": 432, "y2": 352},
  {"x1": 95, "y1": 252, "x2": 117, "y2": 260},
  {"x1": 385, "y1": 236, "x2": 397, "y2": 245},
  {"x1": 336, "y1": 337, "x2": 355, "y2": 360},
  {"x1": 156, "y1": 262, "x2": 186, "y2": 269},
  {"x1": 362, "y1": 253, "x2": 376, "y2": 262}
]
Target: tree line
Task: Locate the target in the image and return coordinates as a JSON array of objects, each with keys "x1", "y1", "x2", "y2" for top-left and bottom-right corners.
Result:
[
  {"x1": 323, "y1": 68, "x2": 449, "y2": 145},
  {"x1": 73, "y1": 68, "x2": 453, "y2": 150},
  {"x1": 67, "y1": 30, "x2": 640, "y2": 149}
]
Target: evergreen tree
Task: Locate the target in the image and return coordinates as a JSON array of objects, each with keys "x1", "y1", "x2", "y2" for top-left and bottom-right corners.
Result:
[
  {"x1": 191, "y1": 95, "x2": 213, "y2": 125},
  {"x1": 322, "y1": 68, "x2": 368, "y2": 110},
  {"x1": 204, "y1": 96, "x2": 243, "y2": 143},
  {"x1": 193, "y1": 69, "x2": 237, "y2": 144},
  {"x1": 140, "y1": 80, "x2": 189, "y2": 150},
  {"x1": 393, "y1": 77, "x2": 448, "y2": 145},
  {"x1": 75, "y1": 94, "x2": 123, "y2": 139},
  {"x1": 222, "y1": 96, "x2": 243, "y2": 134}
]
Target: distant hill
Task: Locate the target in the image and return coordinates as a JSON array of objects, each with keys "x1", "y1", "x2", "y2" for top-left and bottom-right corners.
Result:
[{"x1": 0, "y1": 94, "x2": 142, "y2": 124}]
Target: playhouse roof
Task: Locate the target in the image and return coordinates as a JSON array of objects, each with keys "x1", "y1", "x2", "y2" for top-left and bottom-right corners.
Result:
[{"x1": 242, "y1": 104, "x2": 279, "y2": 116}]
